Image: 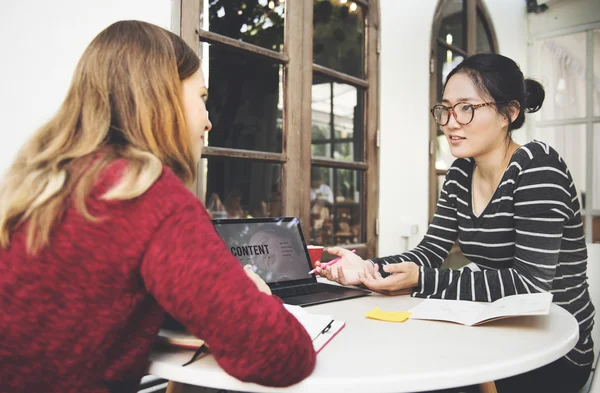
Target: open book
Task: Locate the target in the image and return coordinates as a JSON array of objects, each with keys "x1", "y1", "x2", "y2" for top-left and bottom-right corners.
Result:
[
  {"x1": 158, "y1": 305, "x2": 344, "y2": 353},
  {"x1": 408, "y1": 292, "x2": 553, "y2": 326}
]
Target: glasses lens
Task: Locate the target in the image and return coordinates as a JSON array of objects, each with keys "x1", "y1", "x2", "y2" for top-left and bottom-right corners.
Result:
[
  {"x1": 433, "y1": 106, "x2": 448, "y2": 125},
  {"x1": 455, "y1": 103, "x2": 474, "y2": 125}
]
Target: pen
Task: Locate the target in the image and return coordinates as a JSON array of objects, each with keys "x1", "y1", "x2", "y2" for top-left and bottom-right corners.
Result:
[
  {"x1": 308, "y1": 249, "x2": 356, "y2": 275},
  {"x1": 311, "y1": 319, "x2": 335, "y2": 342}
]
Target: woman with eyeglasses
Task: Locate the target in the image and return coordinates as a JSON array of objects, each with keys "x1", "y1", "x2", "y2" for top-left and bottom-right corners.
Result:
[
  {"x1": 316, "y1": 53, "x2": 594, "y2": 393},
  {"x1": 0, "y1": 21, "x2": 316, "y2": 392}
]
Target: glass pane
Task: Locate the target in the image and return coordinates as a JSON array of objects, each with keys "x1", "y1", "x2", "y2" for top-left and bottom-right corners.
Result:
[
  {"x1": 435, "y1": 46, "x2": 464, "y2": 171},
  {"x1": 595, "y1": 30, "x2": 600, "y2": 117},
  {"x1": 204, "y1": 157, "x2": 282, "y2": 219},
  {"x1": 535, "y1": 32, "x2": 587, "y2": 121},
  {"x1": 311, "y1": 76, "x2": 364, "y2": 161},
  {"x1": 313, "y1": 0, "x2": 365, "y2": 78},
  {"x1": 310, "y1": 167, "x2": 364, "y2": 246},
  {"x1": 437, "y1": 46, "x2": 465, "y2": 101},
  {"x1": 594, "y1": 123, "x2": 600, "y2": 211},
  {"x1": 201, "y1": 0, "x2": 285, "y2": 52},
  {"x1": 530, "y1": 125, "x2": 586, "y2": 209},
  {"x1": 437, "y1": 0, "x2": 465, "y2": 51},
  {"x1": 476, "y1": 11, "x2": 493, "y2": 53},
  {"x1": 206, "y1": 45, "x2": 283, "y2": 153}
]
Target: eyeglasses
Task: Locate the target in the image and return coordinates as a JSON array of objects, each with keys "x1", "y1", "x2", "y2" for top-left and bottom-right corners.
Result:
[{"x1": 430, "y1": 102, "x2": 498, "y2": 126}]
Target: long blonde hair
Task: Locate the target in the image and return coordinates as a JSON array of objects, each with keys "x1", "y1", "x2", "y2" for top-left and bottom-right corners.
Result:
[{"x1": 0, "y1": 20, "x2": 200, "y2": 254}]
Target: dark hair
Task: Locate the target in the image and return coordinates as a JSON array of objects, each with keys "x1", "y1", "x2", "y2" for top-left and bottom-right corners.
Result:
[{"x1": 444, "y1": 53, "x2": 545, "y2": 136}]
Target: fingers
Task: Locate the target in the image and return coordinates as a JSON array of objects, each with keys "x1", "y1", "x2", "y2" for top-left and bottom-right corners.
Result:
[
  {"x1": 324, "y1": 246, "x2": 351, "y2": 258},
  {"x1": 316, "y1": 265, "x2": 335, "y2": 281},
  {"x1": 369, "y1": 263, "x2": 380, "y2": 279},
  {"x1": 330, "y1": 264, "x2": 340, "y2": 282},
  {"x1": 244, "y1": 265, "x2": 272, "y2": 295},
  {"x1": 382, "y1": 262, "x2": 411, "y2": 274},
  {"x1": 386, "y1": 288, "x2": 414, "y2": 296},
  {"x1": 359, "y1": 274, "x2": 402, "y2": 293},
  {"x1": 336, "y1": 263, "x2": 348, "y2": 285},
  {"x1": 244, "y1": 266, "x2": 259, "y2": 282},
  {"x1": 383, "y1": 261, "x2": 419, "y2": 273},
  {"x1": 316, "y1": 263, "x2": 340, "y2": 283}
]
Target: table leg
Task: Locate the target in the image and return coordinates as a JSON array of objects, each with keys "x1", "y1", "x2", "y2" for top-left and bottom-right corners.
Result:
[
  {"x1": 166, "y1": 381, "x2": 184, "y2": 393},
  {"x1": 478, "y1": 381, "x2": 498, "y2": 393}
]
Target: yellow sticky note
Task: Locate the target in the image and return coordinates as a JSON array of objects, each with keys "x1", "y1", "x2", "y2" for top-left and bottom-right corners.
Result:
[{"x1": 365, "y1": 307, "x2": 411, "y2": 322}]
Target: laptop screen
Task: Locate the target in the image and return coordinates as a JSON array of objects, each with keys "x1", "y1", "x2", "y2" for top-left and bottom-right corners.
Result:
[{"x1": 212, "y1": 217, "x2": 314, "y2": 285}]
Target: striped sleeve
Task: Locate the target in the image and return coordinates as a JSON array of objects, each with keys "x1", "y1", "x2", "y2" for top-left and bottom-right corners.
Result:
[
  {"x1": 371, "y1": 169, "x2": 460, "y2": 270},
  {"x1": 413, "y1": 153, "x2": 573, "y2": 301}
]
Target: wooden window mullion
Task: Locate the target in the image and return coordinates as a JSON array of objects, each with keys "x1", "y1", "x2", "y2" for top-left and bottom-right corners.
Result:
[
  {"x1": 365, "y1": 0, "x2": 380, "y2": 257},
  {"x1": 313, "y1": 64, "x2": 369, "y2": 88},
  {"x1": 198, "y1": 30, "x2": 289, "y2": 64},
  {"x1": 282, "y1": 0, "x2": 313, "y2": 228},
  {"x1": 466, "y1": 0, "x2": 477, "y2": 55}
]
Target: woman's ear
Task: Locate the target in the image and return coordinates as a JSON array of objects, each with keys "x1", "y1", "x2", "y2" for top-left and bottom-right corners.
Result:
[{"x1": 508, "y1": 101, "x2": 520, "y2": 123}]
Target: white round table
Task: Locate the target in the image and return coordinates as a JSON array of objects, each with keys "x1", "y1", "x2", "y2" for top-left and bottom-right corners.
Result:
[{"x1": 148, "y1": 293, "x2": 579, "y2": 393}]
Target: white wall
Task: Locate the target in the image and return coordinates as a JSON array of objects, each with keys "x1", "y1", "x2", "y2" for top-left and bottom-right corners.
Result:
[
  {"x1": 483, "y1": 0, "x2": 530, "y2": 145},
  {"x1": 377, "y1": 0, "x2": 529, "y2": 256},
  {"x1": 528, "y1": 0, "x2": 600, "y2": 37},
  {"x1": 378, "y1": 0, "x2": 438, "y2": 256},
  {"x1": 0, "y1": 0, "x2": 171, "y2": 175}
]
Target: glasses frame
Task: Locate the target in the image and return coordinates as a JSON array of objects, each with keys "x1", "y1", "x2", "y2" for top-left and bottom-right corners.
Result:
[{"x1": 430, "y1": 101, "x2": 498, "y2": 126}]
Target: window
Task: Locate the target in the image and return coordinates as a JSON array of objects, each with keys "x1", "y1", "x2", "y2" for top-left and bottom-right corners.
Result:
[
  {"x1": 530, "y1": 25, "x2": 600, "y2": 243},
  {"x1": 176, "y1": 0, "x2": 380, "y2": 258},
  {"x1": 428, "y1": 0, "x2": 498, "y2": 219}
]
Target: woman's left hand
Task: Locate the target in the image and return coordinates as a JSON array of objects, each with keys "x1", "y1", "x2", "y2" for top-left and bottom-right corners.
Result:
[
  {"x1": 358, "y1": 262, "x2": 419, "y2": 295},
  {"x1": 244, "y1": 265, "x2": 272, "y2": 295}
]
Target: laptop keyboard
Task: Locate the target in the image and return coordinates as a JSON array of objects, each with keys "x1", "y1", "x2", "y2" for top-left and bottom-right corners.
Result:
[{"x1": 273, "y1": 284, "x2": 328, "y2": 298}]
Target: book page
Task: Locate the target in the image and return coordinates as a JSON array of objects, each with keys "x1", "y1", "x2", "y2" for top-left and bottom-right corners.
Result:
[
  {"x1": 409, "y1": 299, "x2": 486, "y2": 325},
  {"x1": 474, "y1": 293, "x2": 553, "y2": 324}
]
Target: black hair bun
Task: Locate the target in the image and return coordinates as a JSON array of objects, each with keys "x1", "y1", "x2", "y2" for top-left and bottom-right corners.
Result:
[{"x1": 524, "y1": 79, "x2": 545, "y2": 113}]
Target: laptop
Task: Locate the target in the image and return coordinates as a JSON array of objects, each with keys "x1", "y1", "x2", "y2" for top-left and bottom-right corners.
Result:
[{"x1": 212, "y1": 217, "x2": 371, "y2": 307}]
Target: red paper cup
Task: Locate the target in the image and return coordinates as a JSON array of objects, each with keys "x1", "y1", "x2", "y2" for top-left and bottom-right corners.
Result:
[{"x1": 307, "y1": 245, "x2": 324, "y2": 268}]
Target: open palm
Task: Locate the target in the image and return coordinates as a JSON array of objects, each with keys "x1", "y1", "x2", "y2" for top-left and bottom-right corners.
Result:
[{"x1": 315, "y1": 247, "x2": 374, "y2": 286}]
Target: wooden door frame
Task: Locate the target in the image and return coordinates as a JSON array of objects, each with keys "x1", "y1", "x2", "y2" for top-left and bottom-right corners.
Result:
[{"x1": 428, "y1": 0, "x2": 499, "y2": 218}]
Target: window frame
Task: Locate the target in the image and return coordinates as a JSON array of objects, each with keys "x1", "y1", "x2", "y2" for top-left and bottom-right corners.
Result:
[
  {"x1": 176, "y1": 0, "x2": 380, "y2": 258},
  {"x1": 428, "y1": 0, "x2": 499, "y2": 220},
  {"x1": 528, "y1": 22, "x2": 600, "y2": 243}
]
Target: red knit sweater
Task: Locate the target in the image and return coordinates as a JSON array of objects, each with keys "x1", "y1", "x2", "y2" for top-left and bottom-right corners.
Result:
[{"x1": 0, "y1": 161, "x2": 316, "y2": 393}]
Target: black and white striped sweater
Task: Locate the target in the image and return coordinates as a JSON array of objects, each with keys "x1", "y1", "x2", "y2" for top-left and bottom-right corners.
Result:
[{"x1": 372, "y1": 141, "x2": 595, "y2": 367}]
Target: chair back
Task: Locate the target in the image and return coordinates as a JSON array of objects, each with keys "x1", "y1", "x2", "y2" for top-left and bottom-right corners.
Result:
[
  {"x1": 579, "y1": 243, "x2": 600, "y2": 393},
  {"x1": 588, "y1": 243, "x2": 600, "y2": 362}
]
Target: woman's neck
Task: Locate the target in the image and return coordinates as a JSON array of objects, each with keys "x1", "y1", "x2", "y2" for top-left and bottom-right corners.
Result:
[{"x1": 474, "y1": 139, "x2": 520, "y2": 184}]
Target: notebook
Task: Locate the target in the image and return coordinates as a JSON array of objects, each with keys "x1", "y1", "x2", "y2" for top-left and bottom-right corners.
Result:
[
  {"x1": 408, "y1": 292, "x2": 553, "y2": 326},
  {"x1": 211, "y1": 217, "x2": 370, "y2": 307},
  {"x1": 284, "y1": 304, "x2": 345, "y2": 353},
  {"x1": 158, "y1": 304, "x2": 344, "y2": 353}
]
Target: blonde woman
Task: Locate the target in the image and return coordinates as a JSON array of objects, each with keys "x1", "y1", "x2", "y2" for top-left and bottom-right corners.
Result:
[{"x1": 0, "y1": 20, "x2": 315, "y2": 392}]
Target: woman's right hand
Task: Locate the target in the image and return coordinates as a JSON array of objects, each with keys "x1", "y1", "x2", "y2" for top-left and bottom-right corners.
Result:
[{"x1": 314, "y1": 247, "x2": 376, "y2": 286}]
